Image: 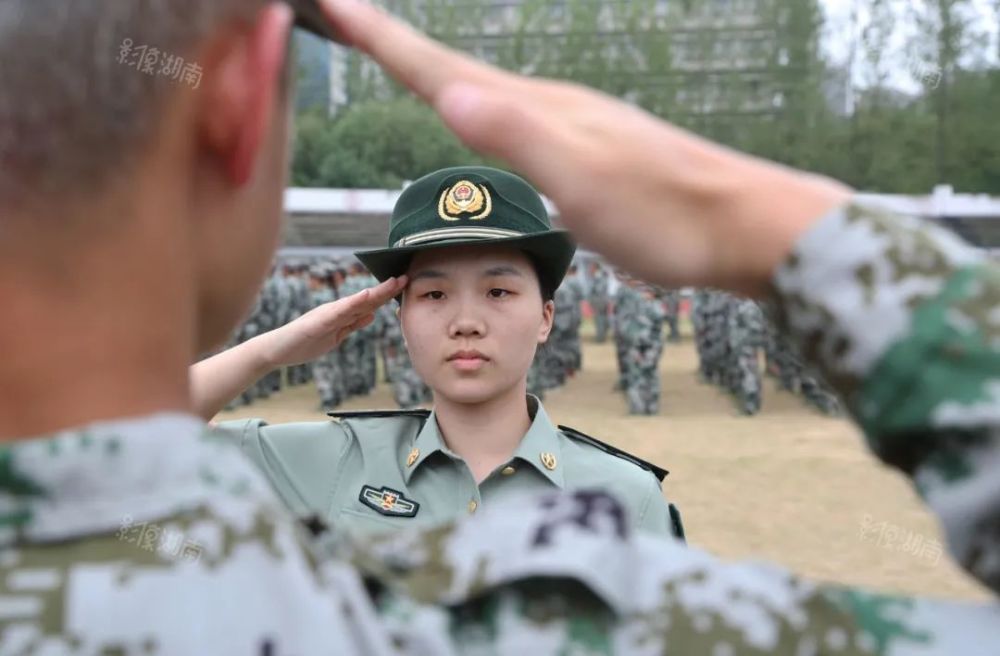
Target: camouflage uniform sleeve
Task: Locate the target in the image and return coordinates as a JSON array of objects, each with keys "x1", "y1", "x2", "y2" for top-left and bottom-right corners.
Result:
[{"x1": 770, "y1": 201, "x2": 1000, "y2": 594}]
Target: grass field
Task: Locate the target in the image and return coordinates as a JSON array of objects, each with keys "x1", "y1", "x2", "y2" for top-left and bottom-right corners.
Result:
[{"x1": 218, "y1": 322, "x2": 991, "y2": 602}]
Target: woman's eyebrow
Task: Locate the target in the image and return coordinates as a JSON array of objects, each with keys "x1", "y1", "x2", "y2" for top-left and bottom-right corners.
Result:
[
  {"x1": 482, "y1": 266, "x2": 524, "y2": 278},
  {"x1": 409, "y1": 269, "x2": 448, "y2": 282}
]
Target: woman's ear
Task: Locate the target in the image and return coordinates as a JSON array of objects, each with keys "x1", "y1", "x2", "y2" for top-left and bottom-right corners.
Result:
[{"x1": 538, "y1": 300, "x2": 555, "y2": 344}]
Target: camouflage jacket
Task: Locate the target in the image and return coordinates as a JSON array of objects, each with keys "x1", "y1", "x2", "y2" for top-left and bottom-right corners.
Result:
[
  {"x1": 2, "y1": 201, "x2": 999, "y2": 654},
  {"x1": 727, "y1": 298, "x2": 766, "y2": 352},
  {"x1": 0, "y1": 414, "x2": 402, "y2": 654},
  {"x1": 613, "y1": 283, "x2": 640, "y2": 330},
  {"x1": 553, "y1": 284, "x2": 577, "y2": 333},
  {"x1": 590, "y1": 267, "x2": 610, "y2": 304},
  {"x1": 310, "y1": 286, "x2": 336, "y2": 309},
  {"x1": 620, "y1": 293, "x2": 666, "y2": 351}
]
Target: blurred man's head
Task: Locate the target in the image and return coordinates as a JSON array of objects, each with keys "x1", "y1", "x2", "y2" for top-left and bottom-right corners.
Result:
[{"x1": 0, "y1": 0, "x2": 295, "y2": 354}]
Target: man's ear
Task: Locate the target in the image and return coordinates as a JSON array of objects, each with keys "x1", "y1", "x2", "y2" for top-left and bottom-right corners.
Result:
[
  {"x1": 198, "y1": 3, "x2": 293, "y2": 185},
  {"x1": 538, "y1": 299, "x2": 555, "y2": 344}
]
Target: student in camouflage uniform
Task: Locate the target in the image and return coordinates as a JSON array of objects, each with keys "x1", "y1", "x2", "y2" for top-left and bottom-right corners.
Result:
[
  {"x1": 338, "y1": 264, "x2": 380, "y2": 397},
  {"x1": 551, "y1": 281, "x2": 578, "y2": 380},
  {"x1": 588, "y1": 260, "x2": 611, "y2": 343},
  {"x1": 693, "y1": 289, "x2": 733, "y2": 388},
  {"x1": 611, "y1": 271, "x2": 640, "y2": 391},
  {"x1": 564, "y1": 263, "x2": 585, "y2": 372},
  {"x1": 526, "y1": 354, "x2": 547, "y2": 400},
  {"x1": 5, "y1": 1, "x2": 1000, "y2": 652},
  {"x1": 725, "y1": 298, "x2": 765, "y2": 415},
  {"x1": 336, "y1": 266, "x2": 364, "y2": 397},
  {"x1": 363, "y1": 271, "x2": 382, "y2": 391},
  {"x1": 620, "y1": 283, "x2": 667, "y2": 414},
  {"x1": 259, "y1": 265, "x2": 287, "y2": 396},
  {"x1": 691, "y1": 287, "x2": 712, "y2": 381},
  {"x1": 238, "y1": 290, "x2": 267, "y2": 405},
  {"x1": 289, "y1": 264, "x2": 315, "y2": 386},
  {"x1": 309, "y1": 265, "x2": 345, "y2": 410},
  {"x1": 539, "y1": 336, "x2": 566, "y2": 392},
  {"x1": 377, "y1": 301, "x2": 395, "y2": 384},
  {"x1": 663, "y1": 288, "x2": 682, "y2": 342},
  {"x1": 375, "y1": 301, "x2": 395, "y2": 385}
]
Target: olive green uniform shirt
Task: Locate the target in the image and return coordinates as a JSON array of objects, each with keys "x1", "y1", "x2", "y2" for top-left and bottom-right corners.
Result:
[{"x1": 215, "y1": 396, "x2": 679, "y2": 539}]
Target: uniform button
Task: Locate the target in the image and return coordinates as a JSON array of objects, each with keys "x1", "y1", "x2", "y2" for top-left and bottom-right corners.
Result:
[
  {"x1": 501, "y1": 466, "x2": 516, "y2": 476},
  {"x1": 468, "y1": 500, "x2": 478, "y2": 514}
]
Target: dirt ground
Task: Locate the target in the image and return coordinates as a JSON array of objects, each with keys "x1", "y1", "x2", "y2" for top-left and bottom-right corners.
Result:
[{"x1": 218, "y1": 322, "x2": 991, "y2": 602}]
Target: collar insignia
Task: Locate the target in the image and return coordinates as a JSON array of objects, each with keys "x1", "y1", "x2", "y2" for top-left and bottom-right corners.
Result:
[
  {"x1": 438, "y1": 180, "x2": 492, "y2": 221},
  {"x1": 359, "y1": 485, "x2": 420, "y2": 518}
]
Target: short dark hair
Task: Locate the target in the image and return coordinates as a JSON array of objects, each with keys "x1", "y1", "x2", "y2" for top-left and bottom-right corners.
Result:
[
  {"x1": 0, "y1": 0, "x2": 273, "y2": 208},
  {"x1": 527, "y1": 256, "x2": 558, "y2": 303}
]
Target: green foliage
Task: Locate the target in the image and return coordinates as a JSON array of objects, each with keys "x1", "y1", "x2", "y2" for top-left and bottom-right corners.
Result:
[
  {"x1": 943, "y1": 69, "x2": 1000, "y2": 193},
  {"x1": 291, "y1": 99, "x2": 490, "y2": 189}
]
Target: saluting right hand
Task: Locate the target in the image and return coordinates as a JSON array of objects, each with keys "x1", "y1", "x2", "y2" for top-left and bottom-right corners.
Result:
[{"x1": 254, "y1": 276, "x2": 407, "y2": 368}]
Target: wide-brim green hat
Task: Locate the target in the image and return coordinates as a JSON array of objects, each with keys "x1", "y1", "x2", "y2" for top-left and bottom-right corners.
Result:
[{"x1": 356, "y1": 166, "x2": 576, "y2": 293}]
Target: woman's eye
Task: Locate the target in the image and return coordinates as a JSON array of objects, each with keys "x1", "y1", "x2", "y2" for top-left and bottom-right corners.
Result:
[
  {"x1": 422, "y1": 291, "x2": 445, "y2": 300},
  {"x1": 488, "y1": 288, "x2": 510, "y2": 299}
]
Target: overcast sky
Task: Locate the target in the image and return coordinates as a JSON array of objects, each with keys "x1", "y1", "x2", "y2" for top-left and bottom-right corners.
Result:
[{"x1": 820, "y1": 0, "x2": 999, "y2": 91}]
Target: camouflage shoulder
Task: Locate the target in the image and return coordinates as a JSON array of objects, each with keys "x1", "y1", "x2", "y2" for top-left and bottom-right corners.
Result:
[{"x1": 558, "y1": 424, "x2": 669, "y2": 482}]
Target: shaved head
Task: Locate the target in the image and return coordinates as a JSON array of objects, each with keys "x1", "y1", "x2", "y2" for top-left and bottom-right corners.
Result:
[{"x1": 0, "y1": 0, "x2": 271, "y2": 209}]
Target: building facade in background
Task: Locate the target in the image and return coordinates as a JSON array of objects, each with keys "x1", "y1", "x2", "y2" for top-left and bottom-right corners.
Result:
[{"x1": 320, "y1": 0, "x2": 823, "y2": 135}]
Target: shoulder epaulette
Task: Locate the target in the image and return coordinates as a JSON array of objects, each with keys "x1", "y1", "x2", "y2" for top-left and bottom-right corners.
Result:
[
  {"x1": 558, "y1": 424, "x2": 669, "y2": 483},
  {"x1": 327, "y1": 409, "x2": 431, "y2": 421}
]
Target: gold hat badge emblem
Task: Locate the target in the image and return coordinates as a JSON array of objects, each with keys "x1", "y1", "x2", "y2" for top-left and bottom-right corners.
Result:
[{"x1": 439, "y1": 180, "x2": 492, "y2": 221}]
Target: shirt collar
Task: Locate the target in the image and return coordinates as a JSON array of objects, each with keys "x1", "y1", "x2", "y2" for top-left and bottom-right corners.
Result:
[
  {"x1": 403, "y1": 395, "x2": 564, "y2": 488},
  {"x1": 404, "y1": 413, "x2": 450, "y2": 482},
  {"x1": 510, "y1": 396, "x2": 565, "y2": 488}
]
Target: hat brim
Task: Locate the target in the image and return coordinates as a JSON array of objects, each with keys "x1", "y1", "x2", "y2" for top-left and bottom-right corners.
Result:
[{"x1": 355, "y1": 231, "x2": 577, "y2": 293}]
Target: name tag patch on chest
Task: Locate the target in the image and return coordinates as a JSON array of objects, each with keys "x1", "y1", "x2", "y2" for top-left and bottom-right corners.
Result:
[{"x1": 359, "y1": 485, "x2": 420, "y2": 518}]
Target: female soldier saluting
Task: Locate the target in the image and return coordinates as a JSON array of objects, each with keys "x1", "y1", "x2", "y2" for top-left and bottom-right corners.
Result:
[{"x1": 200, "y1": 166, "x2": 683, "y2": 540}]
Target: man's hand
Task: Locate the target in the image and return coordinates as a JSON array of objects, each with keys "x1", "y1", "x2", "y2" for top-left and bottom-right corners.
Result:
[
  {"x1": 317, "y1": 0, "x2": 851, "y2": 296},
  {"x1": 255, "y1": 276, "x2": 407, "y2": 368}
]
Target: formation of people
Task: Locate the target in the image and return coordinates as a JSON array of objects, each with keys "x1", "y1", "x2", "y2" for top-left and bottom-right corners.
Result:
[
  {"x1": 229, "y1": 260, "x2": 847, "y2": 419},
  {"x1": 692, "y1": 290, "x2": 843, "y2": 416}
]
